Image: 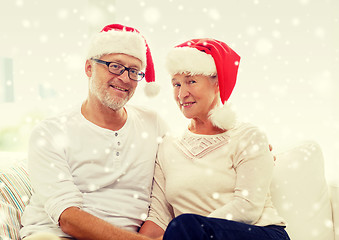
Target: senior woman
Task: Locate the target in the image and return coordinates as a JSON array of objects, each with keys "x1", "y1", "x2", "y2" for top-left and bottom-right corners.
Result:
[{"x1": 139, "y1": 38, "x2": 290, "y2": 240}]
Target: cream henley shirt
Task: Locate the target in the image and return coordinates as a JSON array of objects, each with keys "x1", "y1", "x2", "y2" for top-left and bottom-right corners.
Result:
[{"x1": 20, "y1": 104, "x2": 168, "y2": 238}]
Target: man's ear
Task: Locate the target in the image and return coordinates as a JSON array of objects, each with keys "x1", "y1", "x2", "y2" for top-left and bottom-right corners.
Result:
[{"x1": 85, "y1": 59, "x2": 93, "y2": 77}]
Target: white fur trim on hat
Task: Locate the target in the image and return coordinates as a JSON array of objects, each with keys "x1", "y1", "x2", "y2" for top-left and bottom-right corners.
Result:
[
  {"x1": 209, "y1": 102, "x2": 237, "y2": 130},
  {"x1": 166, "y1": 47, "x2": 217, "y2": 76},
  {"x1": 144, "y1": 81, "x2": 160, "y2": 97},
  {"x1": 87, "y1": 30, "x2": 147, "y2": 68}
]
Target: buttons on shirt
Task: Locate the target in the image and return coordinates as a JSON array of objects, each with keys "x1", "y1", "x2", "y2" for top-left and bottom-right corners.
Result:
[{"x1": 110, "y1": 131, "x2": 121, "y2": 168}]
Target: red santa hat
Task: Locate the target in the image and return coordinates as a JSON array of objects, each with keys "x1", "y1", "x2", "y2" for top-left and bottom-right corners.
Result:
[
  {"x1": 87, "y1": 24, "x2": 159, "y2": 97},
  {"x1": 166, "y1": 38, "x2": 240, "y2": 130}
]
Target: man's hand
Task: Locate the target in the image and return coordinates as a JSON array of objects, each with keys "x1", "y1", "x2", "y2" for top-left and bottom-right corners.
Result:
[{"x1": 59, "y1": 207, "x2": 153, "y2": 240}]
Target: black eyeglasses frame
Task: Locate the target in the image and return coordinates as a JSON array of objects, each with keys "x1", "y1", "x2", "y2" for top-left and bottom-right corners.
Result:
[{"x1": 91, "y1": 58, "x2": 145, "y2": 81}]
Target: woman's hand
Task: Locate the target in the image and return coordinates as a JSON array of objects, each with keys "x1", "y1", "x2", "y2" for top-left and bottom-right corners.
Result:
[{"x1": 139, "y1": 220, "x2": 165, "y2": 239}]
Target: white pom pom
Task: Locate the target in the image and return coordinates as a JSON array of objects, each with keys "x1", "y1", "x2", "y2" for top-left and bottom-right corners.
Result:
[
  {"x1": 24, "y1": 232, "x2": 61, "y2": 240},
  {"x1": 144, "y1": 82, "x2": 160, "y2": 97},
  {"x1": 209, "y1": 102, "x2": 237, "y2": 130}
]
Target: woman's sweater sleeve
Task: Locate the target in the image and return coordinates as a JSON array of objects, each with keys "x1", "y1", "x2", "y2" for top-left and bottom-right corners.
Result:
[
  {"x1": 208, "y1": 126, "x2": 275, "y2": 225},
  {"x1": 146, "y1": 145, "x2": 175, "y2": 230}
]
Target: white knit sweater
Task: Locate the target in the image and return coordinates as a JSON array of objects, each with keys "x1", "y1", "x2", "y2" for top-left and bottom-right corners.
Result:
[{"x1": 147, "y1": 122, "x2": 286, "y2": 230}]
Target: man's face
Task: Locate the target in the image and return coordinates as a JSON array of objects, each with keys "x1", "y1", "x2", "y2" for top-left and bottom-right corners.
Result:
[{"x1": 86, "y1": 53, "x2": 142, "y2": 111}]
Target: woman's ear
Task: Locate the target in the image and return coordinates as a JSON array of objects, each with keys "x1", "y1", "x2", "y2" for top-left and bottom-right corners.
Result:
[
  {"x1": 85, "y1": 59, "x2": 93, "y2": 77},
  {"x1": 212, "y1": 76, "x2": 219, "y2": 94}
]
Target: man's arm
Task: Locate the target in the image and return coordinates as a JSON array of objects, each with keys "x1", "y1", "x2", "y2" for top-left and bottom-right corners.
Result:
[{"x1": 59, "y1": 207, "x2": 153, "y2": 240}]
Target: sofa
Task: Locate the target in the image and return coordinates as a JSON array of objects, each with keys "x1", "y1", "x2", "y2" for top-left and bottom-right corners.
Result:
[{"x1": 0, "y1": 141, "x2": 338, "y2": 240}]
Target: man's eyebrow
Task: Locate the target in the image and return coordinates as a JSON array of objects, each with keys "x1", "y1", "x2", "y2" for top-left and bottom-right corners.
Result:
[{"x1": 113, "y1": 59, "x2": 141, "y2": 69}]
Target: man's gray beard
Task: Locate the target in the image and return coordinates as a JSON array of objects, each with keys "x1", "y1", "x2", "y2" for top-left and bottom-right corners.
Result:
[
  {"x1": 101, "y1": 91, "x2": 128, "y2": 111},
  {"x1": 89, "y1": 74, "x2": 131, "y2": 111}
]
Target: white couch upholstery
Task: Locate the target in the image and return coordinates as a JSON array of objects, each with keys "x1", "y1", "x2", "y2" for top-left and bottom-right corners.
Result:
[
  {"x1": 0, "y1": 141, "x2": 338, "y2": 240},
  {"x1": 271, "y1": 141, "x2": 338, "y2": 240}
]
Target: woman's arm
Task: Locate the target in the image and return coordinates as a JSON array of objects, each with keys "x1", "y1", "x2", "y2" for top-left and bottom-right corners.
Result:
[
  {"x1": 139, "y1": 220, "x2": 164, "y2": 239},
  {"x1": 145, "y1": 140, "x2": 176, "y2": 229},
  {"x1": 208, "y1": 126, "x2": 275, "y2": 224}
]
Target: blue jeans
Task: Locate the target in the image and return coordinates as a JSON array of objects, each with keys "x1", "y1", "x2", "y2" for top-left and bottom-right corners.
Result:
[{"x1": 163, "y1": 214, "x2": 290, "y2": 240}]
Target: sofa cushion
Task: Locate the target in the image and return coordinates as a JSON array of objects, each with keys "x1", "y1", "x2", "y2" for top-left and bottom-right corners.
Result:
[
  {"x1": 0, "y1": 153, "x2": 32, "y2": 240},
  {"x1": 271, "y1": 141, "x2": 334, "y2": 240},
  {"x1": 0, "y1": 199, "x2": 22, "y2": 239}
]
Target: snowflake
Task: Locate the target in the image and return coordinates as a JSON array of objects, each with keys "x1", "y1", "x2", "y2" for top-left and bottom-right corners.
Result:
[
  {"x1": 272, "y1": 30, "x2": 281, "y2": 39},
  {"x1": 39, "y1": 34, "x2": 48, "y2": 43},
  {"x1": 255, "y1": 38, "x2": 273, "y2": 55},
  {"x1": 207, "y1": 8, "x2": 220, "y2": 20},
  {"x1": 142, "y1": 132, "x2": 149, "y2": 139},
  {"x1": 88, "y1": 184, "x2": 98, "y2": 191},
  {"x1": 212, "y1": 192, "x2": 220, "y2": 199},
  {"x1": 22, "y1": 20, "x2": 31, "y2": 28},
  {"x1": 205, "y1": 168, "x2": 213, "y2": 175},
  {"x1": 292, "y1": 18, "x2": 300, "y2": 26},
  {"x1": 299, "y1": 0, "x2": 310, "y2": 5},
  {"x1": 251, "y1": 144, "x2": 259, "y2": 152},
  {"x1": 37, "y1": 138, "x2": 46, "y2": 147},
  {"x1": 16, "y1": 0, "x2": 23, "y2": 7},
  {"x1": 133, "y1": 193, "x2": 139, "y2": 199},
  {"x1": 242, "y1": 189, "x2": 249, "y2": 197},
  {"x1": 107, "y1": 5, "x2": 115, "y2": 13},
  {"x1": 143, "y1": 7, "x2": 160, "y2": 24},
  {"x1": 57, "y1": 9, "x2": 69, "y2": 20},
  {"x1": 156, "y1": 136, "x2": 163, "y2": 144},
  {"x1": 225, "y1": 213, "x2": 233, "y2": 220},
  {"x1": 140, "y1": 213, "x2": 147, "y2": 221},
  {"x1": 314, "y1": 27, "x2": 325, "y2": 38},
  {"x1": 21, "y1": 195, "x2": 29, "y2": 203},
  {"x1": 58, "y1": 172, "x2": 65, "y2": 180},
  {"x1": 324, "y1": 219, "x2": 333, "y2": 228}
]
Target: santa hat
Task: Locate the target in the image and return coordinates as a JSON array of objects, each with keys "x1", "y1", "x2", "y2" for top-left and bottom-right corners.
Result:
[
  {"x1": 166, "y1": 38, "x2": 240, "y2": 130},
  {"x1": 87, "y1": 24, "x2": 159, "y2": 97}
]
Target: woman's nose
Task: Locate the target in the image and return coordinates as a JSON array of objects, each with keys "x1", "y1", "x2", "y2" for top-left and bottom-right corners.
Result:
[{"x1": 178, "y1": 86, "x2": 189, "y2": 100}]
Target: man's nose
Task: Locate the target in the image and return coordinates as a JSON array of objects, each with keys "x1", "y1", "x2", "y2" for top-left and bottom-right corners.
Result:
[{"x1": 118, "y1": 70, "x2": 131, "y2": 83}]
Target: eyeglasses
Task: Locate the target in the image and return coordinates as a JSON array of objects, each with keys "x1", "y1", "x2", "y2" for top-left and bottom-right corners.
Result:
[{"x1": 91, "y1": 58, "x2": 145, "y2": 81}]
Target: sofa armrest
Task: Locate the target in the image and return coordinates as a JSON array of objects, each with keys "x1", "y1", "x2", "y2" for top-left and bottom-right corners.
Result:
[{"x1": 330, "y1": 183, "x2": 339, "y2": 240}]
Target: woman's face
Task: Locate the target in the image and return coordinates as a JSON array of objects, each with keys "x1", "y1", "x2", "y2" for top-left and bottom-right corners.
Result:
[{"x1": 172, "y1": 73, "x2": 220, "y2": 120}]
